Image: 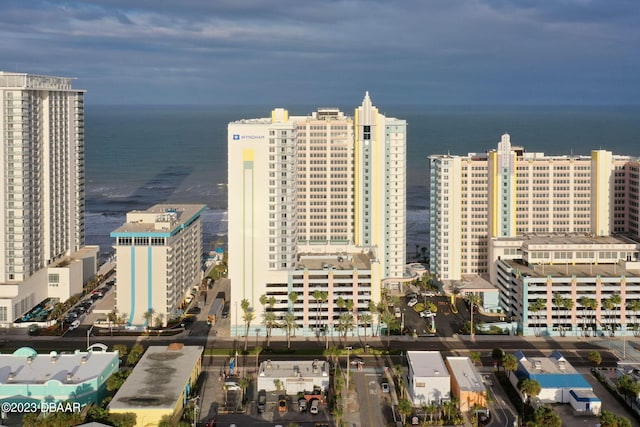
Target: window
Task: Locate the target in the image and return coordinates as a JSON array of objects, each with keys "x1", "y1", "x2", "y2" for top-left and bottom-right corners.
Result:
[
  {"x1": 48, "y1": 274, "x2": 60, "y2": 283},
  {"x1": 0, "y1": 307, "x2": 7, "y2": 322}
]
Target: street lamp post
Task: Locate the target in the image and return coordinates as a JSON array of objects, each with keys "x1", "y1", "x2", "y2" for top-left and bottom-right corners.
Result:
[
  {"x1": 189, "y1": 395, "x2": 200, "y2": 427},
  {"x1": 87, "y1": 324, "x2": 95, "y2": 350},
  {"x1": 345, "y1": 346, "x2": 352, "y2": 392}
]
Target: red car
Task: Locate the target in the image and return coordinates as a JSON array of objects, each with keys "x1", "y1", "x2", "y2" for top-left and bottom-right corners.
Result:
[{"x1": 204, "y1": 419, "x2": 216, "y2": 427}]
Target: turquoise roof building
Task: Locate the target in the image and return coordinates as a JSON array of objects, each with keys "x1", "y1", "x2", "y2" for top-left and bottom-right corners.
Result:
[{"x1": 0, "y1": 346, "x2": 119, "y2": 408}]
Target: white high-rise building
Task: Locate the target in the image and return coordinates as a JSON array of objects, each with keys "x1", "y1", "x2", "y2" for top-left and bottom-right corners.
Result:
[
  {"x1": 228, "y1": 94, "x2": 406, "y2": 336},
  {"x1": 0, "y1": 71, "x2": 98, "y2": 324}
]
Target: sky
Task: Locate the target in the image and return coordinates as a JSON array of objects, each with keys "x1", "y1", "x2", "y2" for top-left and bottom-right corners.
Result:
[{"x1": 2, "y1": 0, "x2": 639, "y2": 106}]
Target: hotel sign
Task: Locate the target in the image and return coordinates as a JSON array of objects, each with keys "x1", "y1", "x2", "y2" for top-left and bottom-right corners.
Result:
[{"x1": 233, "y1": 134, "x2": 265, "y2": 140}]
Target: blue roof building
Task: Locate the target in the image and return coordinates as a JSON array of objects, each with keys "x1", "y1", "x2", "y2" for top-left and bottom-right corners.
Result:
[{"x1": 513, "y1": 351, "x2": 594, "y2": 404}]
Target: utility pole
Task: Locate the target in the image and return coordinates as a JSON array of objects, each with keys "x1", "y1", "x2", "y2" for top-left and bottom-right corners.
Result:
[{"x1": 345, "y1": 346, "x2": 352, "y2": 392}]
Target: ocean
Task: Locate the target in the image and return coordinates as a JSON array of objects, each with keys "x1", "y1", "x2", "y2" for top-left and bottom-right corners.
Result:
[{"x1": 84, "y1": 104, "x2": 640, "y2": 261}]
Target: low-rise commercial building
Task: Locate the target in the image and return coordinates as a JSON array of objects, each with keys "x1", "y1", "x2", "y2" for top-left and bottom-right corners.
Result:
[
  {"x1": 512, "y1": 351, "x2": 596, "y2": 410},
  {"x1": 445, "y1": 357, "x2": 486, "y2": 412},
  {"x1": 0, "y1": 346, "x2": 119, "y2": 407},
  {"x1": 256, "y1": 359, "x2": 329, "y2": 395},
  {"x1": 406, "y1": 351, "x2": 450, "y2": 405},
  {"x1": 109, "y1": 344, "x2": 203, "y2": 427}
]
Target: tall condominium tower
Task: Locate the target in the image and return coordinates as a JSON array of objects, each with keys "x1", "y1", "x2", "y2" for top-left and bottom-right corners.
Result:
[
  {"x1": 0, "y1": 71, "x2": 97, "y2": 323},
  {"x1": 228, "y1": 94, "x2": 406, "y2": 336},
  {"x1": 429, "y1": 134, "x2": 640, "y2": 281},
  {"x1": 111, "y1": 204, "x2": 206, "y2": 326}
]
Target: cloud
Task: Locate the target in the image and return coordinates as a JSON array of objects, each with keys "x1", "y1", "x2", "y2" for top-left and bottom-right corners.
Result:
[{"x1": 1, "y1": 0, "x2": 639, "y2": 104}]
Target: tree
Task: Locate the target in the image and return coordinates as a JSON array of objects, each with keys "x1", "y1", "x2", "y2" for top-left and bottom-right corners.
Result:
[
  {"x1": 502, "y1": 353, "x2": 518, "y2": 380},
  {"x1": 517, "y1": 378, "x2": 541, "y2": 402},
  {"x1": 237, "y1": 376, "x2": 250, "y2": 403},
  {"x1": 142, "y1": 308, "x2": 154, "y2": 331},
  {"x1": 337, "y1": 312, "x2": 354, "y2": 339},
  {"x1": 579, "y1": 296, "x2": 598, "y2": 337},
  {"x1": 529, "y1": 299, "x2": 546, "y2": 337},
  {"x1": 359, "y1": 312, "x2": 373, "y2": 345},
  {"x1": 381, "y1": 311, "x2": 397, "y2": 348},
  {"x1": 492, "y1": 348, "x2": 505, "y2": 370},
  {"x1": 603, "y1": 294, "x2": 622, "y2": 335},
  {"x1": 532, "y1": 405, "x2": 561, "y2": 427},
  {"x1": 126, "y1": 344, "x2": 144, "y2": 366},
  {"x1": 107, "y1": 370, "x2": 131, "y2": 391},
  {"x1": 241, "y1": 298, "x2": 255, "y2": 351},
  {"x1": 113, "y1": 344, "x2": 128, "y2": 359},
  {"x1": 588, "y1": 350, "x2": 602, "y2": 367},
  {"x1": 562, "y1": 297, "x2": 574, "y2": 336},
  {"x1": 282, "y1": 312, "x2": 297, "y2": 349},
  {"x1": 397, "y1": 398, "x2": 414, "y2": 424},
  {"x1": 153, "y1": 312, "x2": 165, "y2": 330},
  {"x1": 469, "y1": 351, "x2": 482, "y2": 366},
  {"x1": 553, "y1": 293, "x2": 564, "y2": 336},
  {"x1": 600, "y1": 410, "x2": 622, "y2": 427},
  {"x1": 628, "y1": 299, "x2": 640, "y2": 337},
  {"x1": 467, "y1": 293, "x2": 481, "y2": 339},
  {"x1": 617, "y1": 374, "x2": 640, "y2": 405},
  {"x1": 263, "y1": 311, "x2": 278, "y2": 348}
]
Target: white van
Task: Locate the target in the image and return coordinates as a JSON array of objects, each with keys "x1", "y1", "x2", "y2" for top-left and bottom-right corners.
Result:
[{"x1": 309, "y1": 399, "x2": 319, "y2": 415}]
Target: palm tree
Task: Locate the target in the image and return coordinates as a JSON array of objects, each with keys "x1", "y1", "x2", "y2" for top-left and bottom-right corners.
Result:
[
  {"x1": 529, "y1": 299, "x2": 546, "y2": 337},
  {"x1": 359, "y1": 313, "x2": 373, "y2": 346},
  {"x1": 628, "y1": 300, "x2": 640, "y2": 337},
  {"x1": 469, "y1": 351, "x2": 482, "y2": 366},
  {"x1": 397, "y1": 399, "x2": 414, "y2": 425},
  {"x1": 142, "y1": 309, "x2": 154, "y2": 331},
  {"x1": 337, "y1": 312, "x2": 354, "y2": 339},
  {"x1": 562, "y1": 297, "x2": 574, "y2": 336},
  {"x1": 502, "y1": 353, "x2": 518, "y2": 381},
  {"x1": 467, "y1": 293, "x2": 481, "y2": 339},
  {"x1": 553, "y1": 293, "x2": 564, "y2": 335},
  {"x1": 264, "y1": 312, "x2": 278, "y2": 347},
  {"x1": 381, "y1": 311, "x2": 397, "y2": 348},
  {"x1": 517, "y1": 378, "x2": 541, "y2": 403},
  {"x1": 237, "y1": 376, "x2": 250, "y2": 404},
  {"x1": 288, "y1": 291, "x2": 299, "y2": 336},
  {"x1": 241, "y1": 299, "x2": 255, "y2": 351},
  {"x1": 603, "y1": 294, "x2": 622, "y2": 336},
  {"x1": 282, "y1": 312, "x2": 297, "y2": 349},
  {"x1": 580, "y1": 296, "x2": 598, "y2": 337}
]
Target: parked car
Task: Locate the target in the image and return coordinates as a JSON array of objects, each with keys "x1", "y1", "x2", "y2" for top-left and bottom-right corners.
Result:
[
  {"x1": 298, "y1": 398, "x2": 308, "y2": 412},
  {"x1": 278, "y1": 395, "x2": 287, "y2": 413},
  {"x1": 406, "y1": 293, "x2": 418, "y2": 301},
  {"x1": 394, "y1": 307, "x2": 401, "y2": 318},
  {"x1": 28, "y1": 324, "x2": 40, "y2": 336},
  {"x1": 69, "y1": 320, "x2": 81, "y2": 330},
  {"x1": 381, "y1": 382, "x2": 390, "y2": 393},
  {"x1": 420, "y1": 310, "x2": 435, "y2": 318},
  {"x1": 309, "y1": 399, "x2": 319, "y2": 415},
  {"x1": 407, "y1": 298, "x2": 418, "y2": 307},
  {"x1": 257, "y1": 390, "x2": 266, "y2": 413}
]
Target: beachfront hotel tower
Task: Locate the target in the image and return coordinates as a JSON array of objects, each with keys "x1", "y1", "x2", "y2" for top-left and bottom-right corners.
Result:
[
  {"x1": 227, "y1": 93, "x2": 406, "y2": 337},
  {"x1": 110, "y1": 204, "x2": 206, "y2": 327},
  {"x1": 429, "y1": 134, "x2": 640, "y2": 281},
  {"x1": 0, "y1": 71, "x2": 98, "y2": 324}
]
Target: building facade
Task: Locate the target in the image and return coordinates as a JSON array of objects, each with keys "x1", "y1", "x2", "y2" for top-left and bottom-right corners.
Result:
[
  {"x1": 227, "y1": 93, "x2": 406, "y2": 336},
  {"x1": 0, "y1": 71, "x2": 98, "y2": 325},
  {"x1": 445, "y1": 357, "x2": 486, "y2": 412},
  {"x1": 111, "y1": 204, "x2": 206, "y2": 326},
  {"x1": 406, "y1": 351, "x2": 451, "y2": 406},
  {"x1": 256, "y1": 359, "x2": 329, "y2": 394},
  {"x1": 429, "y1": 134, "x2": 640, "y2": 281}
]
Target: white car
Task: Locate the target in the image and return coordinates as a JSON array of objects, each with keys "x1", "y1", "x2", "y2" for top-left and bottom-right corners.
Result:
[
  {"x1": 381, "y1": 382, "x2": 390, "y2": 393},
  {"x1": 407, "y1": 298, "x2": 418, "y2": 307},
  {"x1": 394, "y1": 307, "x2": 402, "y2": 318},
  {"x1": 420, "y1": 310, "x2": 435, "y2": 318},
  {"x1": 69, "y1": 319, "x2": 81, "y2": 330}
]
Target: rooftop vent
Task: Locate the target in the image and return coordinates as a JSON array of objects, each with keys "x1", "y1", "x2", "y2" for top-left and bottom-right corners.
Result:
[
  {"x1": 81, "y1": 356, "x2": 88, "y2": 364},
  {"x1": 26, "y1": 356, "x2": 33, "y2": 365},
  {"x1": 8, "y1": 372, "x2": 15, "y2": 381},
  {"x1": 66, "y1": 373, "x2": 73, "y2": 382}
]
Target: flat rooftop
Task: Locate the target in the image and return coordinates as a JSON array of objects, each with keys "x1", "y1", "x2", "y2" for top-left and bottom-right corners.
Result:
[
  {"x1": 295, "y1": 252, "x2": 372, "y2": 271},
  {"x1": 407, "y1": 351, "x2": 449, "y2": 378},
  {"x1": 503, "y1": 259, "x2": 640, "y2": 278},
  {"x1": 516, "y1": 351, "x2": 579, "y2": 375},
  {"x1": 109, "y1": 344, "x2": 203, "y2": 410},
  {"x1": 446, "y1": 357, "x2": 486, "y2": 393},
  {"x1": 258, "y1": 359, "x2": 329, "y2": 379},
  {"x1": 0, "y1": 347, "x2": 118, "y2": 385},
  {"x1": 111, "y1": 204, "x2": 206, "y2": 236}
]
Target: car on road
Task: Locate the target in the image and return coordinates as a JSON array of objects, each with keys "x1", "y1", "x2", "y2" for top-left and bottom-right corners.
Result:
[
  {"x1": 420, "y1": 310, "x2": 435, "y2": 318},
  {"x1": 221, "y1": 304, "x2": 229, "y2": 318},
  {"x1": 406, "y1": 292, "x2": 418, "y2": 300},
  {"x1": 187, "y1": 306, "x2": 201, "y2": 315},
  {"x1": 350, "y1": 357, "x2": 365, "y2": 366},
  {"x1": 69, "y1": 320, "x2": 81, "y2": 330},
  {"x1": 407, "y1": 298, "x2": 418, "y2": 307},
  {"x1": 381, "y1": 382, "x2": 390, "y2": 393},
  {"x1": 28, "y1": 324, "x2": 40, "y2": 336}
]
